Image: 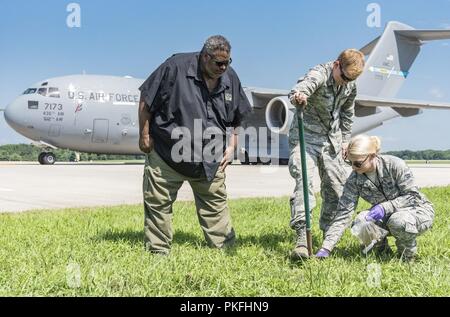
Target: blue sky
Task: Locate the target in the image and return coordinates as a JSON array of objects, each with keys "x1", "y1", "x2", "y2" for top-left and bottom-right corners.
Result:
[{"x1": 1, "y1": 0, "x2": 450, "y2": 151}]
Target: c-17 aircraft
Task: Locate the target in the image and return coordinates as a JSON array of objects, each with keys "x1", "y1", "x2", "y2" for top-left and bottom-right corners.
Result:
[{"x1": 3, "y1": 21, "x2": 450, "y2": 165}]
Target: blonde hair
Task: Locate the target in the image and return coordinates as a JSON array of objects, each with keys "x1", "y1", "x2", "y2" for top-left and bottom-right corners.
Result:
[
  {"x1": 348, "y1": 135, "x2": 381, "y2": 156},
  {"x1": 338, "y1": 49, "x2": 365, "y2": 80}
]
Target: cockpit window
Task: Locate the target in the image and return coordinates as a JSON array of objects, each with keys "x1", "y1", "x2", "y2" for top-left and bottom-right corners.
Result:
[
  {"x1": 23, "y1": 88, "x2": 37, "y2": 95},
  {"x1": 48, "y1": 87, "x2": 60, "y2": 98},
  {"x1": 38, "y1": 88, "x2": 47, "y2": 96}
]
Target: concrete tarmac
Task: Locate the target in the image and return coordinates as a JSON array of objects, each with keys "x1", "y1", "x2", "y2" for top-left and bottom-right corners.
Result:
[{"x1": 1, "y1": 162, "x2": 449, "y2": 213}]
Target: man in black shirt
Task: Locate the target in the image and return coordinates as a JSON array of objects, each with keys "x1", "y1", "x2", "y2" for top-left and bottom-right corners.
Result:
[{"x1": 139, "y1": 35, "x2": 252, "y2": 255}]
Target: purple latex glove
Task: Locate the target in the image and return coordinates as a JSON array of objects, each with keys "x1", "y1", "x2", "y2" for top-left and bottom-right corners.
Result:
[
  {"x1": 366, "y1": 204, "x2": 385, "y2": 222},
  {"x1": 315, "y1": 248, "x2": 330, "y2": 258}
]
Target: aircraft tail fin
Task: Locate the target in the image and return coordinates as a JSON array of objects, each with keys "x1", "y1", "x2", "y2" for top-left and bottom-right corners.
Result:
[{"x1": 357, "y1": 21, "x2": 450, "y2": 99}]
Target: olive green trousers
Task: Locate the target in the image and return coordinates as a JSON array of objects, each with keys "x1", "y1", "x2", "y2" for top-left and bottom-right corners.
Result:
[{"x1": 143, "y1": 150, "x2": 235, "y2": 254}]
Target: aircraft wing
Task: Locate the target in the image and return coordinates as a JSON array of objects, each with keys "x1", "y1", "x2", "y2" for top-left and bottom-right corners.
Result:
[
  {"x1": 395, "y1": 30, "x2": 450, "y2": 41},
  {"x1": 245, "y1": 87, "x2": 290, "y2": 109},
  {"x1": 356, "y1": 95, "x2": 450, "y2": 117},
  {"x1": 245, "y1": 87, "x2": 290, "y2": 97},
  {"x1": 360, "y1": 36, "x2": 381, "y2": 55}
]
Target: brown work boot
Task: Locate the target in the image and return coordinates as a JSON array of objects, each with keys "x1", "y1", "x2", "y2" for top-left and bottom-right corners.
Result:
[{"x1": 290, "y1": 223, "x2": 309, "y2": 260}]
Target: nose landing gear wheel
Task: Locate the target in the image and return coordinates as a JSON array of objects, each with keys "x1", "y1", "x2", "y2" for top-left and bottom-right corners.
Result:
[
  {"x1": 240, "y1": 151, "x2": 250, "y2": 165},
  {"x1": 38, "y1": 152, "x2": 56, "y2": 165},
  {"x1": 38, "y1": 152, "x2": 46, "y2": 164}
]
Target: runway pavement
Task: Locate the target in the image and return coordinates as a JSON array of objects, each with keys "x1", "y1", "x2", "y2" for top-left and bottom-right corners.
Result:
[{"x1": 1, "y1": 162, "x2": 449, "y2": 213}]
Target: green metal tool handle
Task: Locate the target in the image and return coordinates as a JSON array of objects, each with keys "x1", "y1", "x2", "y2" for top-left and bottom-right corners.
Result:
[{"x1": 297, "y1": 108, "x2": 313, "y2": 256}]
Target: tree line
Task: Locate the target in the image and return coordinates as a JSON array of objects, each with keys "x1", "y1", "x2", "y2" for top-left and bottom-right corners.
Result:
[
  {"x1": 0, "y1": 144, "x2": 144, "y2": 162},
  {"x1": 384, "y1": 150, "x2": 450, "y2": 160},
  {"x1": 0, "y1": 144, "x2": 449, "y2": 162}
]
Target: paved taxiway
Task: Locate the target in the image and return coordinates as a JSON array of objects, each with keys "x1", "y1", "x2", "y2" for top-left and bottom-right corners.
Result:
[{"x1": 1, "y1": 162, "x2": 449, "y2": 213}]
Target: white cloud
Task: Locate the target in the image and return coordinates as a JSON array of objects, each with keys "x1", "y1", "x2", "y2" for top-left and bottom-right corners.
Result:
[
  {"x1": 440, "y1": 23, "x2": 450, "y2": 29},
  {"x1": 429, "y1": 88, "x2": 445, "y2": 99}
]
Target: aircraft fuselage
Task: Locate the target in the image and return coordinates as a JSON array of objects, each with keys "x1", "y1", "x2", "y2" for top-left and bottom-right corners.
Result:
[{"x1": 5, "y1": 75, "x2": 143, "y2": 155}]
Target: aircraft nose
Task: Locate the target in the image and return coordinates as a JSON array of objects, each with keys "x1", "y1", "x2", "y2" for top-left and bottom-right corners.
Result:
[
  {"x1": 4, "y1": 102, "x2": 13, "y2": 124},
  {"x1": 4, "y1": 98, "x2": 29, "y2": 134},
  {"x1": 4, "y1": 101, "x2": 17, "y2": 126}
]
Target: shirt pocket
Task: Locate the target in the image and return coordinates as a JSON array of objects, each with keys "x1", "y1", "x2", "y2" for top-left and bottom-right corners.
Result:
[
  {"x1": 380, "y1": 177, "x2": 396, "y2": 193},
  {"x1": 360, "y1": 183, "x2": 376, "y2": 198},
  {"x1": 360, "y1": 190, "x2": 385, "y2": 207},
  {"x1": 224, "y1": 100, "x2": 235, "y2": 123}
]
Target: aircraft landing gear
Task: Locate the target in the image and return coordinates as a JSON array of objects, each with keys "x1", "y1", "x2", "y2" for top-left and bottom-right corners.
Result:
[
  {"x1": 38, "y1": 152, "x2": 56, "y2": 165},
  {"x1": 240, "y1": 151, "x2": 250, "y2": 165},
  {"x1": 239, "y1": 150, "x2": 269, "y2": 165}
]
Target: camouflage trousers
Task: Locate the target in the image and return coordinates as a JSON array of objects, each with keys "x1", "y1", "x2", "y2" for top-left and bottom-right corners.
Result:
[
  {"x1": 143, "y1": 150, "x2": 235, "y2": 254},
  {"x1": 383, "y1": 204, "x2": 434, "y2": 258},
  {"x1": 289, "y1": 142, "x2": 350, "y2": 233}
]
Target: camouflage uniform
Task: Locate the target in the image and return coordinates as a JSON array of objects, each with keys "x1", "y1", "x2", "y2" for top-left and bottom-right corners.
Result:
[
  {"x1": 322, "y1": 155, "x2": 435, "y2": 259},
  {"x1": 288, "y1": 62, "x2": 356, "y2": 247}
]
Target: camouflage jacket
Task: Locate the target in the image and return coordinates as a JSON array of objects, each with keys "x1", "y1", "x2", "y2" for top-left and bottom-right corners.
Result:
[
  {"x1": 288, "y1": 62, "x2": 357, "y2": 153},
  {"x1": 322, "y1": 155, "x2": 433, "y2": 251}
]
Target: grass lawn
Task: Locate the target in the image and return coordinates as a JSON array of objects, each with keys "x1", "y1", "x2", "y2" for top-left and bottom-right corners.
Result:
[{"x1": 0, "y1": 187, "x2": 449, "y2": 296}]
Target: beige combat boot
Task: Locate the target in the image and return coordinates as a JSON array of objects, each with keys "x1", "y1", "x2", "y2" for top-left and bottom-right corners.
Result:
[{"x1": 290, "y1": 222, "x2": 309, "y2": 260}]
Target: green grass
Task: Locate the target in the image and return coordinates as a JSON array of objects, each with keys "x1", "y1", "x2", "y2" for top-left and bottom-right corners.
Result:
[{"x1": 0, "y1": 187, "x2": 449, "y2": 297}]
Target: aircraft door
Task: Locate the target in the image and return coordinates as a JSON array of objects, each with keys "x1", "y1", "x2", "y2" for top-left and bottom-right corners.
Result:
[
  {"x1": 48, "y1": 124, "x2": 61, "y2": 137},
  {"x1": 92, "y1": 119, "x2": 109, "y2": 143}
]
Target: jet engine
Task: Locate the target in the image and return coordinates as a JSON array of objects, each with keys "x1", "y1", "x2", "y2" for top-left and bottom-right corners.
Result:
[{"x1": 265, "y1": 96, "x2": 295, "y2": 135}]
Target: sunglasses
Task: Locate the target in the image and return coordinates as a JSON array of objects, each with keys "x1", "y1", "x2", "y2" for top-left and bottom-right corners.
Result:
[
  {"x1": 208, "y1": 53, "x2": 232, "y2": 68},
  {"x1": 339, "y1": 63, "x2": 353, "y2": 82},
  {"x1": 345, "y1": 155, "x2": 370, "y2": 168}
]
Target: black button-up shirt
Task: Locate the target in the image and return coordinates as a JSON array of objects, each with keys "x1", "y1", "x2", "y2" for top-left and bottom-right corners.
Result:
[{"x1": 139, "y1": 52, "x2": 252, "y2": 181}]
